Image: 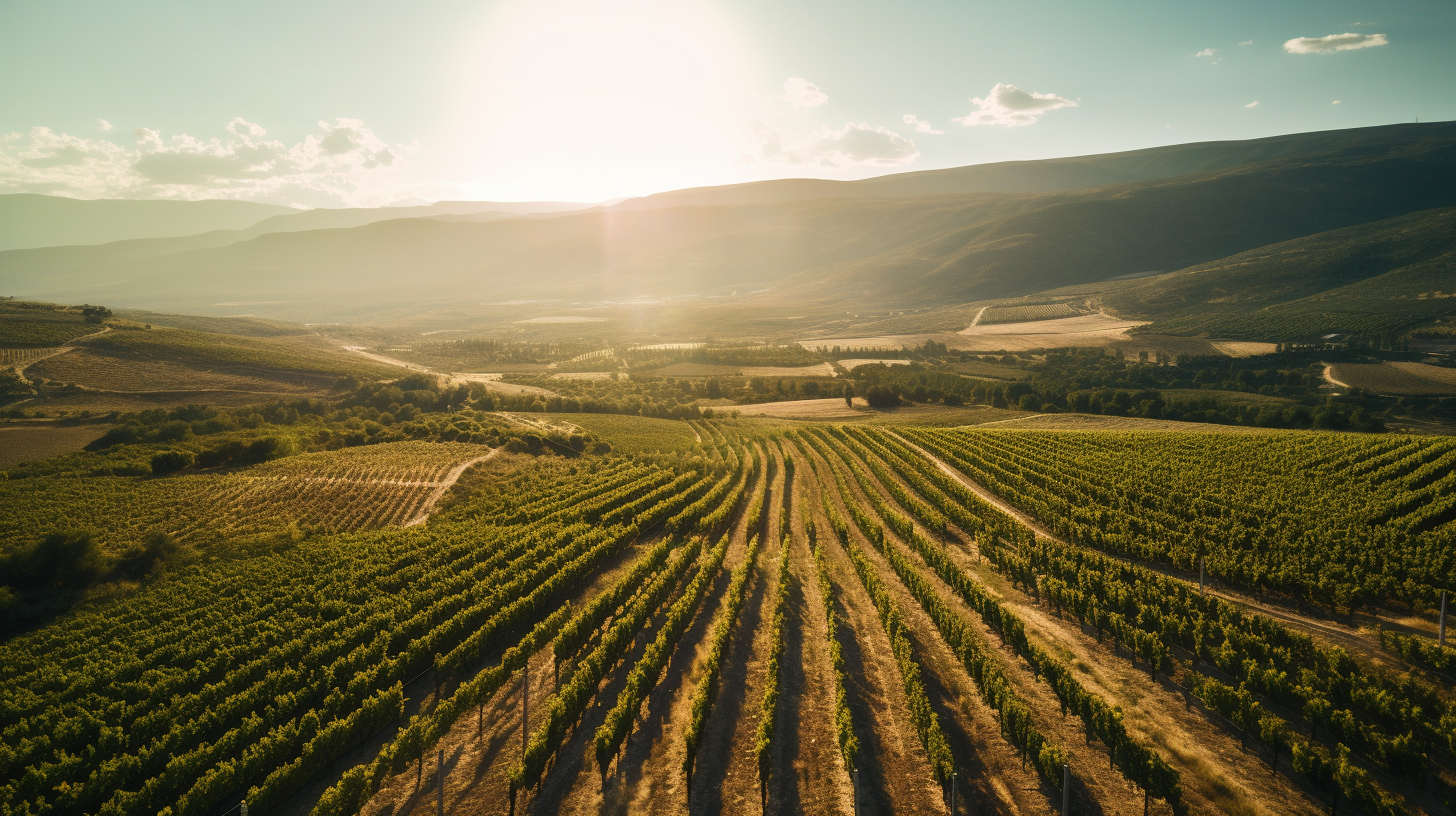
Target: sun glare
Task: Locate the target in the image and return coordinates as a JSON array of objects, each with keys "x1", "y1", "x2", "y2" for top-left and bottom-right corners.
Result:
[{"x1": 450, "y1": 0, "x2": 754, "y2": 202}]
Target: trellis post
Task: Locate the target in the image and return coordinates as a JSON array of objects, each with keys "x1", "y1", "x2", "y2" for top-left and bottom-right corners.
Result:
[
  {"x1": 437, "y1": 748, "x2": 445, "y2": 816},
  {"x1": 1440, "y1": 590, "x2": 1447, "y2": 648},
  {"x1": 1062, "y1": 762, "x2": 1070, "y2": 815}
]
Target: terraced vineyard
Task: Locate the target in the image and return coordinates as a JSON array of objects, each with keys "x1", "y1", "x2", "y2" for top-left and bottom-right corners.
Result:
[
  {"x1": 4, "y1": 419, "x2": 1453, "y2": 816},
  {"x1": 0, "y1": 442, "x2": 499, "y2": 553}
]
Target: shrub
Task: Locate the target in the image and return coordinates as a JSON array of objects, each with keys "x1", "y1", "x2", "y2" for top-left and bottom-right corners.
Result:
[{"x1": 151, "y1": 449, "x2": 196, "y2": 475}]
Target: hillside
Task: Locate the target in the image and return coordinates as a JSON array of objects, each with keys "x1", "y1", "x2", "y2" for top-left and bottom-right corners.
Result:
[
  {"x1": 1104, "y1": 207, "x2": 1456, "y2": 341},
  {"x1": 2, "y1": 122, "x2": 1454, "y2": 328},
  {"x1": 0, "y1": 194, "x2": 292, "y2": 251},
  {"x1": 614, "y1": 121, "x2": 1456, "y2": 208}
]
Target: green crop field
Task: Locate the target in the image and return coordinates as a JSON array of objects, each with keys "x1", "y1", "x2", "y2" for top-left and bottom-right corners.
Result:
[{"x1": 4, "y1": 415, "x2": 1453, "y2": 816}]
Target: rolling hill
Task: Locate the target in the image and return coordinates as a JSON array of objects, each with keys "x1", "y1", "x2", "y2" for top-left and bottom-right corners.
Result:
[
  {"x1": 2, "y1": 121, "x2": 1454, "y2": 339},
  {"x1": 1104, "y1": 207, "x2": 1456, "y2": 341},
  {"x1": 0, "y1": 194, "x2": 292, "y2": 252}
]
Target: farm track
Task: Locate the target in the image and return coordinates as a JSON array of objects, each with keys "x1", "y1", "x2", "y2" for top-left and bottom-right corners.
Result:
[
  {"x1": 531, "y1": 449, "x2": 769, "y2": 815},
  {"x1": 882, "y1": 431, "x2": 1409, "y2": 669},
  {"x1": 688, "y1": 446, "x2": 781, "y2": 816},
  {"x1": 614, "y1": 445, "x2": 774, "y2": 816},
  {"x1": 319, "y1": 534, "x2": 661, "y2": 816},
  {"x1": 404, "y1": 450, "x2": 501, "y2": 527},
  {"x1": 792, "y1": 439, "x2": 977, "y2": 816},
  {"x1": 833, "y1": 434, "x2": 1325, "y2": 816},
  {"x1": 798, "y1": 439, "x2": 1060, "y2": 816},
  {"x1": 776, "y1": 462, "x2": 856, "y2": 816}
]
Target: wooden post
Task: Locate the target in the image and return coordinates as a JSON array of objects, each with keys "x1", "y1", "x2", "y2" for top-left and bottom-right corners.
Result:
[
  {"x1": 1199, "y1": 557, "x2": 1204, "y2": 596},
  {"x1": 522, "y1": 661, "x2": 529, "y2": 758},
  {"x1": 241, "y1": 803, "x2": 249, "y2": 816},
  {"x1": 437, "y1": 748, "x2": 445, "y2": 816},
  {"x1": 950, "y1": 773, "x2": 957, "y2": 814},
  {"x1": 1062, "y1": 763, "x2": 1070, "y2": 816},
  {"x1": 1440, "y1": 590, "x2": 1447, "y2": 648},
  {"x1": 853, "y1": 768, "x2": 859, "y2": 816}
]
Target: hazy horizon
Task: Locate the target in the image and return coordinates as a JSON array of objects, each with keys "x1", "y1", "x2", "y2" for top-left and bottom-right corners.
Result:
[{"x1": 4, "y1": 0, "x2": 1452, "y2": 207}]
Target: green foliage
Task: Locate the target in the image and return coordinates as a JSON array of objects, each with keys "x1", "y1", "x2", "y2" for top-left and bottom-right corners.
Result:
[
  {"x1": 0, "y1": 456, "x2": 676, "y2": 816},
  {"x1": 594, "y1": 534, "x2": 730, "y2": 772},
  {"x1": 906, "y1": 428, "x2": 1456, "y2": 611},
  {"x1": 753, "y1": 535, "x2": 792, "y2": 799},
  {"x1": 149, "y1": 449, "x2": 195, "y2": 475}
]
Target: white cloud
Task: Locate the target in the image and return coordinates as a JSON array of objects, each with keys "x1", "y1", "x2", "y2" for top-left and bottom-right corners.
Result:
[
  {"x1": 750, "y1": 121, "x2": 918, "y2": 168},
  {"x1": 781, "y1": 77, "x2": 828, "y2": 110},
  {"x1": 1194, "y1": 48, "x2": 1218, "y2": 58},
  {"x1": 1239, "y1": 40, "x2": 1254, "y2": 46},
  {"x1": 902, "y1": 114, "x2": 944, "y2": 135},
  {"x1": 96, "y1": 119, "x2": 113, "y2": 132},
  {"x1": 1284, "y1": 33, "x2": 1388, "y2": 54},
  {"x1": 0, "y1": 117, "x2": 416, "y2": 206},
  {"x1": 1332, "y1": 100, "x2": 1342, "y2": 105},
  {"x1": 1245, "y1": 101, "x2": 1259, "y2": 108},
  {"x1": 953, "y1": 83, "x2": 1077, "y2": 128}
]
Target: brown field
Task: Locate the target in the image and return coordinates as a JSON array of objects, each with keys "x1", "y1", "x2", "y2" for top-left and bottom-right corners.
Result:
[
  {"x1": 837, "y1": 358, "x2": 912, "y2": 371},
  {"x1": 27, "y1": 348, "x2": 331, "y2": 394},
  {"x1": 0, "y1": 424, "x2": 108, "y2": 468},
  {"x1": 1327, "y1": 361, "x2": 1456, "y2": 395},
  {"x1": 802, "y1": 314, "x2": 1276, "y2": 358},
  {"x1": 736, "y1": 396, "x2": 871, "y2": 419}
]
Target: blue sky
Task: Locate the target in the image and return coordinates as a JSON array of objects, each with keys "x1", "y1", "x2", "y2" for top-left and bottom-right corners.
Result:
[{"x1": 1, "y1": 0, "x2": 1451, "y2": 205}]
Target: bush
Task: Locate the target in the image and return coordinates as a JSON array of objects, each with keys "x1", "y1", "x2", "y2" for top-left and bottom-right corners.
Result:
[
  {"x1": 114, "y1": 532, "x2": 178, "y2": 580},
  {"x1": 151, "y1": 449, "x2": 196, "y2": 475},
  {"x1": 240, "y1": 435, "x2": 297, "y2": 464},
  {"x1": 863, "y1": 385, "x2": 900, "y2": 408},
  {"x1": 2, "y1": 531, "x2": 106, "y2": 592}
]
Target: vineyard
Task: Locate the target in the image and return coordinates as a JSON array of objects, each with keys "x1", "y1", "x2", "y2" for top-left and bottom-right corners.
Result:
[
  {"x1": 0, "y1": 442, "x2": 498, "y2": 554},
  {"x1": 978, "y1": 304, "x2": 1081, "y2": 326},
  {"x1": 26, "y1": 349, "x2": 331, "y2": 395},
  {"x1": 2, "y1": 418, "x2": 1453, "y2": 816}
]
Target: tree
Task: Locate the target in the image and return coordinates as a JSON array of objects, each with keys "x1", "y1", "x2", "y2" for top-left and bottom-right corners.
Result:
[
  {"x1": 843, "y1": 384, "x2": 853, "y2": 407},
  {"x1": 151, "y1": 449, "x2": 196, "y2": 475},
  {"x1": 2, "y1": 531, "x2": 106, "y2": 591}
]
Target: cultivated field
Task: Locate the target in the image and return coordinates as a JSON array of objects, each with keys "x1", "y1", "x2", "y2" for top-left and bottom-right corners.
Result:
[
  {"x1": 0, "y1": 441, "x2": 497, "y2": 554},
  {"x1": 3, "y1": 417, "x2": 1453, "y2": 816},
  {"x1": 1328, "y1": 361, "x2": 1456, "y2": 395},
  {"x1": 0, "y1": 424, "x2": 108, "y2": 469},
  {"x1": 803, "y1": 314, "x2": 1277, "y2": 357},
  {"x1": 977, "y1": 303, "x2": 1080, "y2": 325}
]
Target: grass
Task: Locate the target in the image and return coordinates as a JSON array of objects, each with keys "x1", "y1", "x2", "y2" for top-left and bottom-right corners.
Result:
[
  {"x1": 546, "y1": 412, "x2": 700, "y2": 452},
  {"x1": 82, "y1": 326, "x2": 396, "y2": 381}
]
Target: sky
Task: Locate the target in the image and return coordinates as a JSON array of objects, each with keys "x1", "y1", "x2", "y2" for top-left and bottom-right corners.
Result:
[{"x1": 1, "y1": 0, "x2": 1452, "y2": 207}]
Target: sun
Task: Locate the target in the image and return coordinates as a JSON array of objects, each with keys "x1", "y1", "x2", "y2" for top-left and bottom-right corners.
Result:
[{"x1": 448, "y1": 0, "x2": 755, "y2": 202}]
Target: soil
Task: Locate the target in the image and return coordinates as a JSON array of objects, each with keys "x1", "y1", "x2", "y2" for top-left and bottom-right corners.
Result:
[{"x1": 833, "y1": 432, "x2": 1325, "y2": 815}]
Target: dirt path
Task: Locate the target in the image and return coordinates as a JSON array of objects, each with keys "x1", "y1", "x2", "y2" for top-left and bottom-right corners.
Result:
[
  {"x1": 803, "y1": 438, "x2": 1088, "y2": 816},
  {"x1": 788, "y1": 439, "x2": 969, "y2": 816},
  {"x1": 689, "y1": 445, "x2": 783, "y2": 815},
  {"x1": 776, "y1": 449, "x2": 856, "y2": 816},
  {"x1": 10, "y1": 326, "x2": 111, "y2": 385},
  {"x1": 339, "y1": 534, "x2": 662, "y2": 816},
  {"x1": 404, "y1": 449, "x2": 501, "y2": 527},
  {"x1": 882, "y1": 431, "x2": 1407, "y2": 665},
  {"x1": 334, "y1": 341, "x2": 558, "y2": 396},
  {"x1": 1322, "y1": 364, "x2": 1350, "y2": 390},
  {"x1": 836, "y1": 433, "x2": 1323, "y2": 816},
  {"x1": 968, "y1": 307, "x2": 988, "y2": 328},
  {"x1": 534, "y1": 446, "x2": 768, "y2": 815}
]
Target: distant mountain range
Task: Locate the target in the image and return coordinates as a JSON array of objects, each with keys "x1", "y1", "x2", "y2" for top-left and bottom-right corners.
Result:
[
  {"x1": 0, "y1": 195, "x2": 593, "y2": 252},
  {"x1": 2, "y1": 121, "x2": 1455, "y2": 342}
]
